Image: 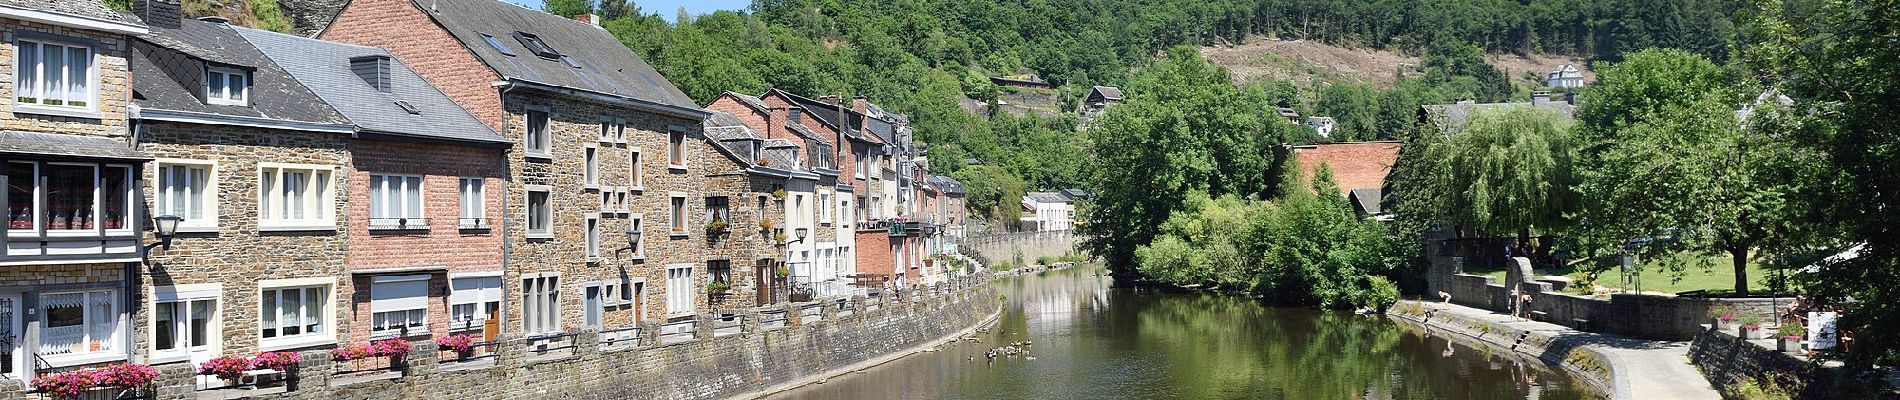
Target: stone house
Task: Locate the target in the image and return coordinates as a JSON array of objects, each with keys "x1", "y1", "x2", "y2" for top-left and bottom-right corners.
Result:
[
  {"x1": 701, "y1": 112, "x2": 806, "y2": 307},
  {"x1": 704, "y1": 91, "x2": 853, "y2": 298},
  {"x1": 1076, "y1": 85, "x2": 1122, "y2": 126},
  {"x1": 232, "y1": 26, "x2": 511, "y2": 346},
  {"x1": 319, "y1": 0, "x2": 715, "y2": 336},
  {"x1": 128, "y1": 11, "x2": 359, "y2": 374},
  {"x1": 0, "y1": 0, "x2": 149, "y2": 378}
]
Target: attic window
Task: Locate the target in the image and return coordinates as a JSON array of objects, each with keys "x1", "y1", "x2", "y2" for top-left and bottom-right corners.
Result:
[
  {"x1": 350, "y1": 55, "x2": 391, "y2": 93},
  {"x1": 560, "y1": 55, "x2": 581, "y2": 69},
  {"x1": 479, "y1": 33, "x2": 517, "y2": 57},
  {"x1": 205, "y1": 65, "x2": 249, "y2": 106},
  {"x1": 395, "y1": 100, "x2": 420, "y2": 115},
  {"x1": 511, "y1": 31, "x2": 561, "y2": 59}
]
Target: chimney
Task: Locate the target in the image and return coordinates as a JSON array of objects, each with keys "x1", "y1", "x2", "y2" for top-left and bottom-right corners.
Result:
[
  {"x1": 1532, "y1": 91, "x2": 1552, "y2": 106},
  {"x1": 817, "y1": 95, "x2": 842, "y2": 105},
  {"x1": 134, "y1": 0, "x2": 183, "y2": 30},
  {"x1": 853, "y1": 96, "x2": 869, "y2": 114},
  {"x1": 574, "y1": 13, "x2": 601, "y2": 26}
]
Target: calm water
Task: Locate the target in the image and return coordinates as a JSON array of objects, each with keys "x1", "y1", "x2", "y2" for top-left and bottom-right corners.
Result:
[{"x1": 768, "y1": 266, "x2": 1603, "y2": 400}]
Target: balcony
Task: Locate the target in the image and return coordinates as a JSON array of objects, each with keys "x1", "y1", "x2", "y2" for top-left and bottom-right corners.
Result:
[
  {"x1": 457, "y1": 217, "x2": 492, "y2": 230},
  {"x1": 367, "y1": 217, "x2": 430, "y2": 232}
]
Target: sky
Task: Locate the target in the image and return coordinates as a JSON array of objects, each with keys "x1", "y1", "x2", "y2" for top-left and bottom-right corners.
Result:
[{"x1": 509, "y1": 0, "x2": 751, "y2": 17}]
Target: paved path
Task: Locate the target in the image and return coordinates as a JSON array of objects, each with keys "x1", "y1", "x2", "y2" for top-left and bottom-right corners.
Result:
[{"x1": 1407, "y1": 301, "x2": 1721, "y2": 400}]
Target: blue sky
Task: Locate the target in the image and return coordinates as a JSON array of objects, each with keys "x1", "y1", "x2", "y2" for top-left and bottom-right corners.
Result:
[{"x1": 508, "y1": 0, "x2": 751, "y2": 17}]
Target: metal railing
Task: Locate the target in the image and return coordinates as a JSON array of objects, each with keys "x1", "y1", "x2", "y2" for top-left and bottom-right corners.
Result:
[
  {"x1": 367, "y1": 217, "x2": 430, "y2": 230},
  {"x1": 440, "y1": 340, "x2": 503, "y2": 365},
  {"x1": 759, "y1": 309, "x2": 789, "y2": 329},
  {"x1": 797, "y1": 303, "x2": 824, "y2": 324},
  {"x1": 599, "y1": 326, "x2": 643, "y2": 349},
  {"x1": 659, "y1": 320, "x2": 696, "y2": 345},
  {"x1": 527, "y1": 332, "x2": 581, "y2": 357},
  {"x1": 712, "y1": 314, "x2": 745, "y2": 337}
]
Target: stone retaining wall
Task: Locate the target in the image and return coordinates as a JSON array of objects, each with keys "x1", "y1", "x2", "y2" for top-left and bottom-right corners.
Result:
[
  {"x1": 1684, "y1": 325, "x2": 1885, "y2": 398},
  {"x1": 1387, "y1": 302, "x2": 1616, "y2": 398},
  {"x1": 956, "y1": 231, "x2": 1081, "y2": 268},
  {"x1": 1427, "y1": 255, "x2": 1781, "y2": 341},
  {"x1": 127, "y1": 276, "x2": 1000, "y2": 400}
]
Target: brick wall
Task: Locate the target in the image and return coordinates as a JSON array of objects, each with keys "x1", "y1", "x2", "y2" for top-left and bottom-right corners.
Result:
[
  {"x1": 137, "y1": 121, "x2": 354, "y2": 356},
  {"x1": 317, "y1": 0, "x2": 505, "y2": 133},
  {"x1": 343, "y1": 139, "x2": 506, "y2": 342}
]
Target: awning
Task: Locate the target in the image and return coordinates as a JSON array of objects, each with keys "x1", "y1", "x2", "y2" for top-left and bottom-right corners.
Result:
[{"x1": 0, "y1": 131, "x2": 150, "y2": 161}]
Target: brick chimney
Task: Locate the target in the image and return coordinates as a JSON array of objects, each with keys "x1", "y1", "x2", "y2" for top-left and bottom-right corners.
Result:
[
  {"x1": 134, "y1": 0, "x2": 183, "y2": 30},
  {"x1": 574, "y1": 13, "x2": 601, "y2": 26},
  {"x1": 853, "y1": 96, "x2": 869, "y2": 114}
]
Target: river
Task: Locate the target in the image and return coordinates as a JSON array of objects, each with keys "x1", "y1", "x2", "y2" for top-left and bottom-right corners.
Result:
[{"x1": 766, "y1": 265, "x2": 1604, "y2": 399}]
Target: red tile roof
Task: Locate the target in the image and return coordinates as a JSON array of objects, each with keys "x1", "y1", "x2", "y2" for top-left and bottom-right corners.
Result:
[{"x1": 1291, "y1": 141, "x2": 1401, "y2": 195}]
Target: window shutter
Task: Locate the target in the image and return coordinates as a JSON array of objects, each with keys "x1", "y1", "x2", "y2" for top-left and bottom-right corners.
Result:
[{"x1": 370, "y1": 276, "x2": 429, "y2": 312}]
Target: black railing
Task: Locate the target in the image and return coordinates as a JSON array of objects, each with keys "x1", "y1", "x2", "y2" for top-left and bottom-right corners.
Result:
[
  {"x1": 367, "y1": 217, "x2": 430, "y2": 230},
  {"x1": 599, "y1": 326, "x2": 642, "y2": 348},
  {"x1": 527, "y1": 332, "x2": 581, "y2": 357}
]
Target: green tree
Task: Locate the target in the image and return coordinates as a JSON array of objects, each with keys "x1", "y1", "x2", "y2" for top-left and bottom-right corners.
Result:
[
  {"x1": 542, "y1": 0, "x2": 594, "y2": 18},
  {"x1": 1426, "y1": 106, "x2": 1577, "y2": 244},
  {"x1": 1313, "y1": 82, "x2": 1381, "y2": 141}
]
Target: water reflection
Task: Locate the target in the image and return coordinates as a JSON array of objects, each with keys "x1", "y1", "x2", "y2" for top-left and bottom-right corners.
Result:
[{"x1": 768, "y1": 266, "x2": 1602, "y2": 399}]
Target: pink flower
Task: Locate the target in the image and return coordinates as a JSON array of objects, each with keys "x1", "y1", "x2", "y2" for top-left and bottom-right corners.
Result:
[
  {"x1": 331, "y1": 344, "x2": 373, "y2": 362},
  {"x1": 253, "y1": 351, "x2": 302, "y2": 371},
  {"x1": 371, "y1": 338, "x2": 411, "y2": 360},
  {"x1": 435, "y1": 334, "x2": 476, "y2": 353},
  {"x1": 100, "y1": 363, "x2": 158, "y2": 390},
  {"x1": 33, "y1": 369, "x2": 101, "y2": 400},
  {"x1": 198, "y1": 355, "x2": 252, "y2": 381}
]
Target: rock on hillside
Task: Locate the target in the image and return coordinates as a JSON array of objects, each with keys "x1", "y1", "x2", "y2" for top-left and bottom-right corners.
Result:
[
  {"x1": 1201, "y1": 37, "x2": 1594, "y2": 89},
  {"x1": 117, "y1": 0, "x2": 339, "y2": 35}
]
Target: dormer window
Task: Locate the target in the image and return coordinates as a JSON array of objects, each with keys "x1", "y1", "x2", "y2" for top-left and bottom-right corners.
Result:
[
  {"x1": 350, "y1": 55, "x2": 391, "y2": 93},
  {"x1": 511, "y1": 31, "x2": 561, "y2": 59},
  {"x1": 205, "y1": 66, "x2": 249, "y2": 106}
]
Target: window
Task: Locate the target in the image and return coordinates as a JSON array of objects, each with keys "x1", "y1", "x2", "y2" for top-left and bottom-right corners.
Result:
[
  {"x1": 629, "y1": 148, "x2": 644, "y2": 189},
  {"x1": 511, "y1": 31, "x2": 561, "y2": 59},
  {"x1": 479, "y1": 33, "x2": 517, "y2": 57},
  {"x1": 598, "y1": 118, "x2": 614, "y2": 143},
  {"x1": 584, "y1": 215, "x2": 600, "y2": 261},
  {"x1": 525, "y1": 107, "x2": 550, "y2": 157},
  {"x1": 856, "y1": 196, "x2": 867, "y2": 223},
  {"x1": 522, "y1": 275, "x2": 559, "y2": 334},
  {"x1": 459, "y1": 178, "x2": 486, "y2": 228},
  {"x1": 259, "y1": 283, "x2": 329, "y2": 347},
  {"x1": 369, "y1": 275, "x2": 428, "y2": 337},
  {"x1": 855, "y1": 149, "x2": 868, "y2": 178},
  {"x1": 615, "y1": 118, "x2": 628, "y2": 142},
  {"x1": 205, "y1": 66, "x2": 248, "y2": 106},
  {"x1": 526, "y1": 186, "x2": 551, "y2": 238},
  {"x1": 38, "y1": 290, "x2": 119, "y2": 360},
  {"x1": 819, "y1": 191, "x2": 832, "y2": 223},
  {"x1": 666, "y1": 129, "x2": 686, "y2": 168},
  {"x1": 449, "y1": 275, "x2": 501, "y2": 332},
  {"x1": 705, "y1": 196, "x2": 729, "y2": 227},
  {"x1": 840, "y1": 198, "x2": 852, "y2": 228},
  {"x1": 709, "y1": 260, "x2": 731, "y2": 284},
  {"x1": 668, "y1": 194, "x2": 687, "y2": 235},
  {"x1": 155, "y1": 161, "x2": 214, "y2": 229},
  {"x1": 14, "y1": 38, "x2": 93, "y2": 110},
  {"x1": 665, "y1": 265, "x2": 693, "y2": 317},
  {"x1": 584, "y1": 146, "x2": 599, "y2": 188},
  {"x1": 259, "y1": 164, "x2": 334, "y2": 229},
  {"x1": 582, "y1": 284, "x2": 602, "y2": 328},
  {"x1": 369, "y1": 174, "x2": 423, "y2": 228},
  {"x1": 152, "y1": 295, "x2": 214, "y2": 359},
  {"x1": 5, "y1": 162, "x2": 132, "y2": 232}
]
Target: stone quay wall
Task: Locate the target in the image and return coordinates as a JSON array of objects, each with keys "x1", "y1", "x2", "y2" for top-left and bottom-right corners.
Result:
[
  {"x1": 131, "y1": 274, "x2": 1000, "y2": 400},
  {"x1": 956, "y1": 230, "x2": 1082, "y2": 268},
  {"x1": 1685, "y1": 324, "x2": 1884, "y2": 398},
  {"x1": 1426, "y1": 255, "x2": 1781, "y2": 341}
]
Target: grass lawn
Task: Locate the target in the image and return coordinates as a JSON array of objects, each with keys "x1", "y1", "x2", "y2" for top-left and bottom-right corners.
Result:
[{"x1": 1466, "y1": 253, "x2": 1781, "y2": 296}]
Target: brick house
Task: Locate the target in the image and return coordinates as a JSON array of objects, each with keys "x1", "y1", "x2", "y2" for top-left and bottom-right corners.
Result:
[
  {"x1": 233, "y1": 26, "x2": 512, "y2": 346},
  {"x1": 128, "y1": 11, "x2": 359, "y2": 372},
  {"x1": 320, "y1": 0, "x2": 716, "y2": 335},
  {"x1": 1289, "y1": 141, "x2": 1401, "y2": 219},
  {"x1": 0, "y1": 0, "x2": 149, "y2": 378}
]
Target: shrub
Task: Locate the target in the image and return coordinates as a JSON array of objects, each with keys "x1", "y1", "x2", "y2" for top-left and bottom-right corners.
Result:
[
  {"x1": 436, "y1": 334, "x2": 477, "y2": 353},
  {"x1": 1740, "y1": 314, "x2": 1765, "y2": 330},
  {"x1": 253, "y1": 351, "x2": 301, "y2": 371},
  {"x1": 1776, "y1": 323, "x2": 1806, "y2": 339},
  {"x1": 33, "y1": 369, "x2": 100, "y2": 400},
  {"x1": 198, "y1": 355, "x2": 252, "y2": 381},
  {"x1": 1035, "y1": 256, "x2": 1053, "y2": 266},
  {"x1": 1707, "y1": 303, "x2": 1740, "y2": 320}
]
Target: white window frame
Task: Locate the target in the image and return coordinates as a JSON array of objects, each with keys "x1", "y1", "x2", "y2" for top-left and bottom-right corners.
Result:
[
  {"x1": 597, "y1": 117, "x2": 614, "y2": 144},
  {"x1": 664, "y1": 264, "x2": 693, "y2": 318},
  {"x1": 4, "y1": 161, "x2": 135, "y2": 236},
  {"x1": 368, "y1": 173, "x2": 425, "y2": 226},
  {"x1": 36, "y1": 289, "x2": 123, "y2": 366},
  {"x1": 839, "y1": 197, "x2": 852, "y2": 229},
  {"x1": 154, "y1": 159, "x2": 217, "y2": 232},
  {"x1": 256, "y1": 277, "x2": 335, "y2": 351},
  {"x1": 458, "y1": 177, "x2": 487, "y2": 229},
  {"x1": 525, "y1": 185, "x2": 552, "y2": 239},
  {"x1": 666, "y1": 127, "x2": 687, "y2": 170},
  {"x1": 668, "y1": 192, "x2": 688, "y2": 237},
  {"x1": 368, "y1": 275, "x2": 430, "y2": 338},
  {"x1": 204, "y1": 65, "x2": 249, "y2": 106},
  {"x1": 628, "y1": 213, "x2": 645, "y2": 259},
  {"x1": 448, "y1": 272, "x2": 502, "y2": 332},
  {"x1": 524, "y1": 106, "x2": 551, "y2": 159},
  {"x1": 819, "y1": 190, "x2": 833, "y2": 224},
  {"x1": 628, "y1": 147, "x2": 645, "y2": 191},
  {"x1": 148, "y1": 284, "x2": 220, "y2": 364},
  {"x1": 13, "y1": 37, "x2": 98, "y2": 117},
  {"x1": 257, "y1": 163, "x2": 337, "y2": 230},
  {"x1": 614, "y1": 118, "x2": 629, "y2": 143},
  {"x1": 582, "y1": 282, "x2": 603, "y2": 328},
  {"x1": 521, "y1": 274, "x2": 560, "y2": 335},
  {"x1": 583, "y1": 144, "x2": 599, "y2": 189},
  {"x1": 584, "y1": 214, "x2": 600, "y2": 262}
]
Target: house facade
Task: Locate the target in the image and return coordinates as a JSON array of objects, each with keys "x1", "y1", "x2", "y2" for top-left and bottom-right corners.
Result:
[
  {"x1": 321, "y1": 0, "x2": 716, "y2": 338},
  {"x1": 1020, "y1": 192, "x2": 1075, "y2": 232},
  {"x1": 0, "y1": 0, "x2": 149, "y2": 377},
  {"x1": 1546, "y1": 64, "x2": 1584, "y2": 88}
]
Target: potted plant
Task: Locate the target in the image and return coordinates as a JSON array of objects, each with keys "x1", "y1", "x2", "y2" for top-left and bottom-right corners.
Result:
[
  {"x1": 707, "y1": 281, "x2": 731, "y2": 297},
  {"x1": 101, "y1": 363, "x2": 158, "y2": 396},
  {"x1": 775, "y1": 265, "x2": 790, "y2": 278},
  {"x1": 437, "y1": 334, "x2": 477, "y2": 361},
  {"x1": 33, "y1": 368, "x2": 100, "y2": 400},
  {"x1": 757, "y1": 158, "x2": 770, "y2": 166},
  {"x1": 773, "y1": 230, "x2": 788, "y2": 244},
  {"x1": 1777, "y1": 324, "x2": 1806, "y2": 354},
  {"x1": 253, "y1": 351, "x2": 302, "y2": 390},
  {"x1": 760, "y1": 218, "x2": 777, "y2": 231},
  {"x1": 371, "y1": 338, "x2": 411, "y2": 371},
  {"x1": 198, "y1": 355, "x2": 252, "y2": 386},
  {"x1": 1738, "y1": 314, "x2": 1766, "y2": 340},
  {"x1": 705, "y1": 219, "x2": 729, "y2": 235},
  {"x1": 330, "y1": 344, "x2": 372, "y2": 363},
  {"x1": 1707, "y1": 303, "x2": 1738, "y2": 331},
  {"x1": 771, "y1": 188, "x2": 787, "y2": 199}
]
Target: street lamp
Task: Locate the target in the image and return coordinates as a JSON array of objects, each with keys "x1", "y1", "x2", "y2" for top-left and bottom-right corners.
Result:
[
  {"x1": 615, "y1": 229, "x2": 642, "y2": 257},
  {"x1": 789, "y1": 227, "x2": 809, "y2": 244},
  {"x1": 146, "y1": 215, "x2": 184, "y2": 252}
]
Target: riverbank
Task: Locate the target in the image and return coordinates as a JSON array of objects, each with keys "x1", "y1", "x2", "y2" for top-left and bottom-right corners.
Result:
[
  {"x1": 733, "y1": 304, "x2": 1005, "y2": 399},
  {"x1": 1388, "y1": 300, "x2": 1721, "y2": 400}
]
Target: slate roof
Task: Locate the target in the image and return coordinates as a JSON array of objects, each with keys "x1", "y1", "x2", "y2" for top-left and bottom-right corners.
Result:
[
  {"x1": 724, "y1": 91, "x2": 770, "y2": 112},
  {"x1": 1090, "y1": 86, "x2": 1124, "y2": 101},
  {"x1": 132, "y1": 19, "x2": 347, "y2": 126},
  {"x1": 1060, "y1": 188, "x2": 1089, "y2": 200},
  {"x1": 235, "y1": 26, "x2": 503, "y2": 144},
  {"x1": 0, "y1": 131, "x2": 147, "y2": 160},
  {"x1": 759, "y1": 139, "x2": 802, "y2": 170},
  {"x1": 929, "y1": 175, "x2": 965, "y2": 195},
  {"x1": 1349, "y1": 188, "x2": 1386, "y2": 215},
  {"x1": 1291, "y1": 141, "x2": 1401, "y2": 196},
  {"x1": 419, "y1": 0, "x2": 696, "y2": 110},
  {"x1": 0, "y1": 0, "x2": 141, "y2": 26},
  {"x1": 1025, "y1": 192, "x2": 1072, "y2": 204},
  {"x1": 1420, "y1": 101, "x2": 1577, "y2": 134}
]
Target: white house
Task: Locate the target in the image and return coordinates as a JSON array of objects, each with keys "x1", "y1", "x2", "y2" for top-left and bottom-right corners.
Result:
[
  {"x1": 1546, "y1": 64, "x2": 1584, "y2": 88},
  {"x1": 1020, "y1": 192, "x2": 1075, "y2": 232},
  {"x1": 1306, "y1": 116, "x2": 1337, "y2": 138}
]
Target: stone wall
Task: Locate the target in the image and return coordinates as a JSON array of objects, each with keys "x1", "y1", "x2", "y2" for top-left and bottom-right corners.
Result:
[
  {"x1": 141, "y1": 275, "x2": 999, "y2": 400},
  {"x1": 1425, "y1": 255, "x2": 1784, "y2": 341},
  {"x1": 956, "y1": 230, "x2": 1082, "y2": 268},
  {"x1": 1684, "y1": 324, "x2": 1881, "y2": 398}
]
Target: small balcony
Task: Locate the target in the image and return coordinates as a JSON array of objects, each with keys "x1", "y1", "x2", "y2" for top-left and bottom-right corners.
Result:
[
  {"x1": 367, "y1": 217, "x2": 430, "y2": 232},
  {"x1": 457, "y1": 217, "x2": 492, "y2": 231}
]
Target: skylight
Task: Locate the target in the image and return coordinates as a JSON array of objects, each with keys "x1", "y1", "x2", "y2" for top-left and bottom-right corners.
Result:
[
  {"x1": 560, "y1": 55, "x2": 581, "y2": 69},
  {"x1": 511, "y1": 31, "x2": 561, "y2": 59},
  {"x1": 395, "y1": 100, "x2": 420, "y2": 115},
  {"x1": 480, "y1": 33, "x2": 516, "y2": 57}
]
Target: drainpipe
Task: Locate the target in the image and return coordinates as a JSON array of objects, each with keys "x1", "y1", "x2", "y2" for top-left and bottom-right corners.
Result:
[{"x1": 494, "y1": 81, "x2": 519, "y2": 336}]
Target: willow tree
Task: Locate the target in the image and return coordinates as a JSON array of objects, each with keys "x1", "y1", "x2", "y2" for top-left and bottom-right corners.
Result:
[{"x1": 1427, "y1": 106, "x2": 1578, "y2": 245}]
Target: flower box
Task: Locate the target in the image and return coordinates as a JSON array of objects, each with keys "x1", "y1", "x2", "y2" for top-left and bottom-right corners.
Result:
[
  {"x1": 1778, "y1": 336, "x2": 1803, "y2": 354},
  {"x1": 1739, "y1": 325, "x2": 1765, "y2": 340}
]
